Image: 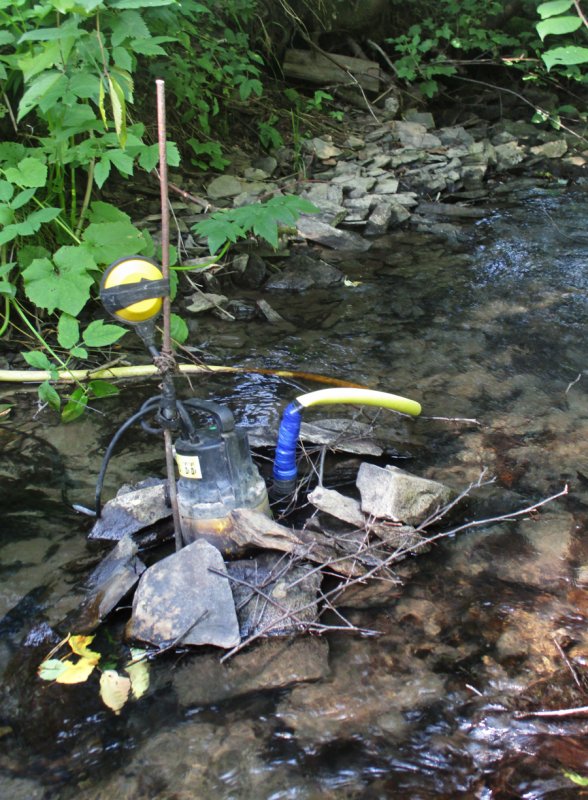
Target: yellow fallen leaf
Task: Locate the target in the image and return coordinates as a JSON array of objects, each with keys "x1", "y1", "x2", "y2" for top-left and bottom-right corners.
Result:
[
  {"x1": 55, "y1": 657, "x2": 97, "y2": 684},
  {"x1": 68, "y1": 635, "x2": 100, "y2": 664},
  {"x1": 100, "y1": 670, "x2": 131, "y2": 715},
  {"x1": 125, "y1": 651, "x2": 150, "y2": 699},
  {"x1": 343, "y1": 278, "x2": 362, "y2": 287}
]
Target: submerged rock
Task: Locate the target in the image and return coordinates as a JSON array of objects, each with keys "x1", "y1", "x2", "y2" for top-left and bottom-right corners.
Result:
[
  {"x1": 228, "y1": 551, "x2": 322, "y2": 638},
  {"x1": 172, "y1": 637, "x2": 330, "y2": 707},
  {"x1": 127, "y1": 539, "x2": 240, "y2": 649}
]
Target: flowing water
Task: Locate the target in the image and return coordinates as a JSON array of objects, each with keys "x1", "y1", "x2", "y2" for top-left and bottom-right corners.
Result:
[{"x1": 1, "y1": 187, "x2": 588, "y2": 799}]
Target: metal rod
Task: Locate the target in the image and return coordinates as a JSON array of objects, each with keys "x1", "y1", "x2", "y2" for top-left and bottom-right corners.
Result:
[{"x1": 156, "y1": 78, "x2": 183, "y2": 552}]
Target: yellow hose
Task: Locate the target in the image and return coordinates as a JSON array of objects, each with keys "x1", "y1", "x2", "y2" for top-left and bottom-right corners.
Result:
[{"x1": 296, "y1": 387, "x2": 421, "y2": 416}]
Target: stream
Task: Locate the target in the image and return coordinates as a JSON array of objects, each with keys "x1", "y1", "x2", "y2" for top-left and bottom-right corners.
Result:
[{"x1": 1, "y1": 185, "x2": 588, "y2": 799}]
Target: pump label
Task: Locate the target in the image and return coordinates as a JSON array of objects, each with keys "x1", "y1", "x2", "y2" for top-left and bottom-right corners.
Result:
[{"x1": 175, "y1": 454, "x2": 202, "y2": 479}]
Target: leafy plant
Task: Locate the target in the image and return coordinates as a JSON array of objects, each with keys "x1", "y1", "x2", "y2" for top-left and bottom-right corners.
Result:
[
  {"x1": 536, "y1": 0, "x2": 588, "y2": 73},
  {"x1": 192, "y1": 194, "x2": 318, "y2": 254}
]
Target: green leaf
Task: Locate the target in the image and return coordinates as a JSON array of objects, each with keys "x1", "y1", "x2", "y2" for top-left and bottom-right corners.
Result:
[
  {"x1": 61, "y1": 387, "x2": 88, "y2": 422},
  {"x1": 107, "y1": 75, "x2": 127, "y2": 149},
  {"x1": 138, "y1": 143, "x2": 160, "y2": 172},
  {"x1": 88, "y1": 201, "x2": 131, "y2": 224},
  {"x1": 130, "y1": 38, "x2": 168, "y2": 56},
  {"x1": 542, "y1": 45, "x2": 588, "y2": 69},
  {"x1": 10, "y1": 188, "x2": 37, "y2": 210},
  {"x1": 89, "y1": 379, "x2": 120, "y2": 398},
  {"x1": 109, "y1": 0, "x2": 176, "y2": 7},
  {"x1": 0, "y1": 281, "x2": 15, "y2": 298},
  {"x1": 69, "y1": 346, "x2": 88, "y2": 358},
  {"x1": 83, "y1": 221, "x2": 148, "y2": 263},
  {"x1": 94, "y1": 157, "x2": 111, "y2": 189},
  {"x1": 170, "y1": 313, "x2": 189, "y2": 344},
  {"x1": 537, "y1": 0, "x2": 574, "y2": 19},
  {"x1": 113, "y1": 46, "x2": 134, "y2": 72},
  {"x1": 0, "y1": 180, "x2": 13, "y2": 202},
  {"x1": 107, "y1": 148, "x2": 134, "y2": 175},
  {"x1": 23, "y1": 351, "x2": 53, "y2": 370},
  {"x1": 39, "y1": 380, "x2": 61, "y2": 411},
  {"x1": 4, "y1": 158, "x2": 47, "y2": 188},
  {"x1": 22, "y1": 246, "x2": 97, "y2": 315},
  {"x1": 58, "y1": 313, "x2": 80, "y2": 349},
  {"x1": 18, "y1": 71, "x2": 67, "y2": 121},
  {"x1": 82, "y1": 319, "x2": 127, "y2": 347},
  {"x1": 537, "y1": 15, "x2": 582, "y2": 39}
]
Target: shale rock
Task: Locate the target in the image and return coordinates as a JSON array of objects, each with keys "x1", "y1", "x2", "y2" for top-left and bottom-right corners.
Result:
[
  {"x1": 127, "y1": 539, "x2": 240, "y2": 649},
  {"x1": 357, "y1": 463, "x2": 454, "y2": 526}
]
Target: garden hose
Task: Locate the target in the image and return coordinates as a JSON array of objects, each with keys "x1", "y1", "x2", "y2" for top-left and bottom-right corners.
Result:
[{"x1": 271, "y1": 387, "x2": 421, "y2": 496}]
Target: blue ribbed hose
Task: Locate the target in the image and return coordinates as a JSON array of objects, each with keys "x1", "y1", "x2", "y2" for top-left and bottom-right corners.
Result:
[{"x1": 271, "y1": 388, "x2": 422, "y2": 496}]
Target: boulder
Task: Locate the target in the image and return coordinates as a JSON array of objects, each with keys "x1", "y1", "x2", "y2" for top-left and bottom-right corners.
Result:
[
  {"x1": 127, "y1": 539, "x2": 240, "y2": 649},
  {"x1": 356, "y1": 463, "x2": 454, "y2": 526}
]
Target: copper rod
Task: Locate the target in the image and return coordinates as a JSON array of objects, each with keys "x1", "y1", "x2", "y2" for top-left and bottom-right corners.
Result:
[{"x1": 156, "y1": 79, "x2": 183, "y2": 552}]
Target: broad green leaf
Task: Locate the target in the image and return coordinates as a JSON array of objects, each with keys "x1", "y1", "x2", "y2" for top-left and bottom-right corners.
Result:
[
  {"x1": 4, "y1": 157, "x2": 47, "y2": 188},
  {"x1": 50, "y1": 0, "x2": 104, "y2": 12},
  {"x1": 0, "y1": 207, "x2": 14, "y2": 227},
  {"x1": 542, "y1": 45, "x2": 588, "y2": 69},
  {"x1": 99, "y1": 669, "x2": 131, "y2": 714},
  {"x1": 537, "y1": 15, "x2": 582, "y2": 39},
  {"x1": 0, "y1": 281, "x2": 15, "y2": 298},
  {"x1": 54, "y1": 656, "x2": 97, "y2": 684},
  {"x1": 23, "y1": 350, "x2": 53, "y2": 370},
  {"x1": 18, "y1": 71, "x2": 67, "y2": 121},
  {"x1": 82, "y1": 319, "x2": 127, "y2": 347},
  {"x1": 537, "y1": 0, "x2": 574, "y2": 19},
  {"x1": 38, "y1": 658, "x2": 69, "y2": 681},
  {"x1": 107, "y1": 148, "x2": 134, "y2": 175},
  {"x1": 130, "y1": 38, "x2": 168, "y2": 56},
  {"x1": 94, "y1": 158, "x2": 111, "y2": 189},
  {"x1": 0, "y1": 180, "x2": 13, "y2": 202},
  {"x1": 88, "y1": 201, "x2": 131, "y2": 224},
  {"x1": 69, "y1": 71, "x2": 99, "y2": 99},
  {"x1": 170, "y1": 313, "x2": 189, "y2": 344},
  {"x1": 70, "y1": 346, "x2": 89, "y2": 358},
  {"x1": 62, "y1": 388, "x2": 88, "y2": 422},
  {"x1": 88, "y1": 379, "x2": 120, "y2": 398},
  {"x1": 10, "y1": 188, "x2": 37, "y2": 210},
  {"x1": 39, "y1": 380, "x2": 61, "y2": 411},
  {"x1": 83, "y1": 221, "x2": 148, "y2": 263},
  {"x1": 57, "y1": 313, "x2": 80, "y2": 349},
  {"x1": 0, "y1": 31, "x2": 14, "y2": 46},
  {"x1": 109, "y1": 0, "x2": 176, "y2": 7},
  {"x1": 22, "y1": 246, "x2": 97, "y2": 315}
]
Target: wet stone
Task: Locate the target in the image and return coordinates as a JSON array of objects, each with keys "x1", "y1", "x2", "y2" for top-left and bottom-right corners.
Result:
[
  {"x1": 74, "y1": 533, "x2": 146, "y2": 632},
  {"x1": 173, "y1": 637, "x2": 330, "y2": 707},
  {"x1": 127, "y1": 539, "x2": 240, "y2": 649},
  {"x1": 357, "y1": 463, "x2": 454, "y2": 526},
  {"x1": 89, "y1": 480, "x2": 170, "y2": 541},
  {"x1": 206, "y1": 174, "x2": 243, "y2": 199},
  {"x1": 265, "y1": 254, "x2": 344, "y2": 291},
  {"x1": 296, "y1": 215, "x2": 371, "y2": 251},
  {"x1": 227, "y1": 551, "x2": 322, "y2": 638}
]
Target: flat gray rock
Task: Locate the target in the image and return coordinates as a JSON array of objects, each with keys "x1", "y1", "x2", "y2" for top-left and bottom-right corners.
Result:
[
  {"x1": 89, "y1": 481, "x2": 170, "y2": 541},
  {"x1": 296, "y1": 215, "x2": 371, "y2": 251},
  {"x1": 357, "y1": 463, "x2": 454, "y2": 526},
  {"x1": 128, "y1": 539, "x2": 240, "y2": 649}
]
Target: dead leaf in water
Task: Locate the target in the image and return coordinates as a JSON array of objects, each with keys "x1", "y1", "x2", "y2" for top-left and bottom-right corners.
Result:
[
  {"x1": 100, "y1": 670, "x2": 131, "y2": 714},
  {"x1": 125, "y1": 649, "x2": 150, "y2": 699}
]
